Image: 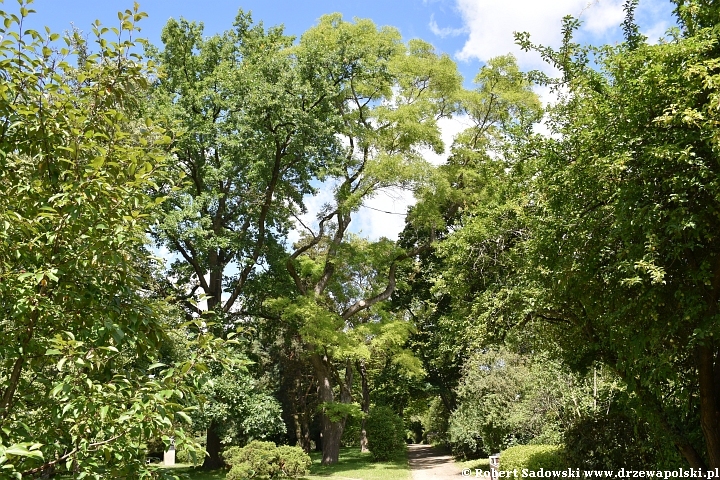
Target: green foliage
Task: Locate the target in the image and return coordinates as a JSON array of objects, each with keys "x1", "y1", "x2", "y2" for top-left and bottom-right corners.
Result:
[
  {"x1": 500, "y1": 445, "x2": 566, "y2": 475},
  {"x1": 341, "y1": 414, "x2": 362, "y2": 447},
  {"x1": 446, "y1": 350, "x2": 597, "y2": 458},
  {"x1": 318, "y1": 402, "x2": 362, "y2": 424},
  {"x1": 422, "y1": 397, "x2": 450, "y2": 446},
  {"x1": 406, "y1": 1, "x2": 720, "y2": 469},
  {"x1": 201, "y1": 366, "x2": 286, "y2": 446},
  {"x1": 223, "y1": 441, "x2": 310, "y2": 479},
  {"x1": 366, "y1": 406, "x2": 406, "y2": 461},
  {"x1": 273, "y1": 14, "x2": 461, "y2": 464},
  {"x1": 276, "y1": 446, "x2": 312, "y2": 478},
  {"x1": 564, "y1": 408, "x2": 682, "y2": 470},
  {"x1": 0, "y1": 2, "x2": 218, "y2": 477},
  {"x1": 509, "y1": 5, "x2": 720, "y2": 466}
]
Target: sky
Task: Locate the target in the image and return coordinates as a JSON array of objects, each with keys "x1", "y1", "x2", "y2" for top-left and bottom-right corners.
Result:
[{"x1": 26, "y1": 0, "x2": 677, "y2": 241}]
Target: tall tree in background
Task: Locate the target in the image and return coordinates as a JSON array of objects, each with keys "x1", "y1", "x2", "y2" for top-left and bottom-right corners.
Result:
[
  {"x1": 396, "y1": 54, "x2": 542, "y2": 412},
  {"x1": 148, "y1": 11, "x2": 342, "y2": 468},
  {"x1": 269, "y1": 14, "x2": 462, "y2": 464}
]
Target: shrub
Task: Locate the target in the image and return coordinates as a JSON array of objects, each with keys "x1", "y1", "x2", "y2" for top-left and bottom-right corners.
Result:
[
  {"x1": 447, "y1": 403, "x2": 486, "y2": 459},
  {"x1": 222, "y1": 441, "x2": 311, "y2": 479},
  {"x1": 277, "y1": 445, "x2": 312, "y2": 478},
  {"x1": 224, "y1": 441, "x2": 279, "y2": 479},
  {"x1": 500, "y1": 445, "x2": 565, "y2": 475},
  {"x1": 175, "y1": 447, "x2": 202, "y2": 465},
  {"x1": 366, "y1": 406, "x2": 406, "y2": 461},
  {"x1": 563, "y1": 409, "x2": 682, "y2": 470}
]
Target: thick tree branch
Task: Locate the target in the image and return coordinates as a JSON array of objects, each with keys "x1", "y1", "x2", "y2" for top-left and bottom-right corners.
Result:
[
  {"x1": 341, "y1": 242, "x2": 432, "y2": 320},
  {"x1": 223, "y1": 142, "x2": 286, "y2": 311},
  {"x1": 286, "y1": 210, "x2": 336, "y2": 295},
  {"x1": 168, "y1": 235, "x2": 209, "y2": 293}
]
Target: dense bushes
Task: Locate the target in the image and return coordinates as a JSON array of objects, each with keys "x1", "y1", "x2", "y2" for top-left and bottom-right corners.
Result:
[
  {"x1": 447, "y1": 350, "x2": 591, "y2": 458},
  {"x1": 423, "y1": 397, "x2": 450, "y2": 446},
  {"x1": 500, "y1": 445, "x2": 565, "y2": 474},
  {"x1": 563, "y1": 409, "x2": 682, "y2": 470},
  {"x1": 222, "y1": 441, "x2": 311, "y2": 479},
  {"x1": 365, "y1": 406, "x2": 407, "y2": 461}
]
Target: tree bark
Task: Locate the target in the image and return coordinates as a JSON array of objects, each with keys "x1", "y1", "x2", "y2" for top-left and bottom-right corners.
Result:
[
  {"x1": 358, "y1": 359, "x2": 370, "y2": 452},
  {"x1": 311, "y1": 352, "x2": 345, "y2": 465},
  {"x1": 203, "y1": 292, "x2": 225, "y2": 470},
  {"x1": 203, "y1": 425, "x2": 224, "y2": 470},
  {"x1": 699, "y1": 345, "x2": 720, "y2": 469}
]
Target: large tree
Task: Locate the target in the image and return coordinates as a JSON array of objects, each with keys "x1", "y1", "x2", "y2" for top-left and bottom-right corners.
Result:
[
  {"x1": 147, "y1": 11, "x2": 343, "y2": 468},
  {"x1": 432, "y1": 1, "x2": 720, "y2": 469},
  {"x1": 269, "y1": 14, "x2": 461, "y2": 464},
  {"x1": 0, "y1": 4, "x2": 211, "y2": 477},
  {"x1": 396, "y1": 54, "x2": 542, "y2": 412},
  {"x1": 515, "y1": 2, "x2": 720, "y2": 467},
  {"x1": 151, "y1": 10, "x2": 461, "y2": 466}
]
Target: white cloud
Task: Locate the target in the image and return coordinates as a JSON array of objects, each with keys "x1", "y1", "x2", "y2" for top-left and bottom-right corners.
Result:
[
  {"x1": 357, "y1": 188, "x2": 414, "y2": 241},
  {"x1": 429, "y1": 13, "x2": 467, "y2": 38},
  {"x1": 642, "y1": 20, "x2": 669, "y2": 44},
  {"x1": 454, "y1": 0, "x2": 626, "y2": 71}
]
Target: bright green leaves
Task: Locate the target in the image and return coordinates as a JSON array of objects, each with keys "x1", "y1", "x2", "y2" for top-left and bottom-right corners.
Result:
[
  {"x1": 0, "y1": 2, "x2": 213, "y2": 477},
  {"x1": 415, "y1": 4, "x2": 720, "y2": 468}
]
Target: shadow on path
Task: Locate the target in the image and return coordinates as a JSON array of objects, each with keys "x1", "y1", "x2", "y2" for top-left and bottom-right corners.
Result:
[{"x1": 408, "y1": 444, "x2": 460, "y2": 479}]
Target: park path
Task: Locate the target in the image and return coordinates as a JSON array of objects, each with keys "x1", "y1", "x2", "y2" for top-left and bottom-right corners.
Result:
[{"x1": 407, "y1": 444, "x2": 462, "y2": 480}]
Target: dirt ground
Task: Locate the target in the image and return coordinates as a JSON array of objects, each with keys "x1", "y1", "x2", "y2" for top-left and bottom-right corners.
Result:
[{"x1": 407, "y1": 444, "x2": 464, "y2": 480}]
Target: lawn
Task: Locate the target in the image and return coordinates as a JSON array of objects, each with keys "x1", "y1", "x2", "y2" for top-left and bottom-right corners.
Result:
[{"x1": 166, "y1": 447, "x2": 411, "y2": 480}]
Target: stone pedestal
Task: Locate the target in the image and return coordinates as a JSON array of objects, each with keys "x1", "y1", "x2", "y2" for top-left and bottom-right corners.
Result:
[{"x1": 164, "y1": 445, "x2": 175, "y2": 466}]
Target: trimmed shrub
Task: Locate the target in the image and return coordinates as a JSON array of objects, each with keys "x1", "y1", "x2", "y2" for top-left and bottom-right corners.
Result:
[
  {"x1": 277, "y1": 445, "x2": 312, "y2": 478},
  {"x1": 223, "y1": 441, "x2": 279, "y2": 479},
  {"x1": 222, "y1": 441, "x2": 311, "y2": 479},
  {"x1": 366, "y1": 406, "x2": 406, "y2": 461},
  {"x1": 500, "y1": 445, "x2": 565, "y2": 475}
]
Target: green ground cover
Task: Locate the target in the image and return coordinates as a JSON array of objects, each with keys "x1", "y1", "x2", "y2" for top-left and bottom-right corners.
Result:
[
  {"x1": 167, "y1": 447, "x2": 411, "y2": 480},
  {"x1": 458, "y1": 457, "x2": 491, "y2": 473}
]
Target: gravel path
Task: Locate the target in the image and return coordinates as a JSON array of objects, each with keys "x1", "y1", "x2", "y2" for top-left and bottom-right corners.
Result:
[{"x1": 408, "y1": 444, "x2": 463, "y2": 480}]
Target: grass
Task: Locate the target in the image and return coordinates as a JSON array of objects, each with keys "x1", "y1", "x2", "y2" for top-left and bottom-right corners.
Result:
[
  {"x1": 305, "y1": 447, "x2": 411, "y2": 480},
  {"x1": 169, "y1": 447, "x2": 411, "y2": 480},
  {"x1": 457, "y1": 457, "x2": 491, "y2": 477}
]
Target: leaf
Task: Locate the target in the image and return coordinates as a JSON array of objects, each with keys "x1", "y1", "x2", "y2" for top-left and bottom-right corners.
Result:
[{"x1": 176, "y1": 411, "x2": 192, "y2": 424}]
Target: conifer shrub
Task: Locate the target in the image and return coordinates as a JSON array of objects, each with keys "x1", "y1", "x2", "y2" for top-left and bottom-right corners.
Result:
[
  {"x1": 277, "y1": 445, "x2": 312, "y2": 478},
  {"x1": 222, "y1": 441, "x2": 311, "y2": 479}
]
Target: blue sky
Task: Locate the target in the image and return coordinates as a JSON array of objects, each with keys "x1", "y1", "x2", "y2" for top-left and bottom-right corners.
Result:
[
  {"x1": 22, "y1": 0, "x2": 677, "y2": 241},
  {"x1": 28, "y1": 0, "x2": 675, "y2": 87}
]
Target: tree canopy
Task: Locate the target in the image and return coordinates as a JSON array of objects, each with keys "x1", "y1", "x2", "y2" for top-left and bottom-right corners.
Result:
[{"x1": 5, "y1": 0, "x2": 720, "y2": 475}]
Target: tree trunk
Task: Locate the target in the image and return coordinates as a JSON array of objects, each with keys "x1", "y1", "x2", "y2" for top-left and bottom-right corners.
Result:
[
  {"x1": 699, "y1": 345, "x2": 720, "y2": 469},
  {"x1": 203, "y1": 424, "x2": 224, "y2": 470},
  {"x1": 203, "y1": 289, "x2": 225, "y2": 470},
  {"x1": 358, "y1": 359, "x2": 370, "y2": 453},
  {"x1": 311, "y1": 352, "x2": 345, "y2": 465}
]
